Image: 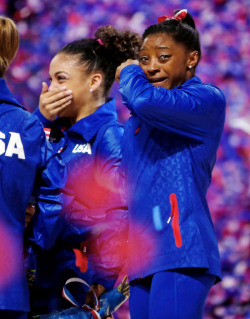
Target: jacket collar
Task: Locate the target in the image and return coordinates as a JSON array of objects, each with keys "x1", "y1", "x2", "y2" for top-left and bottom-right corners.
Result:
[
  {"x1": 0, "y1": 78, "x2": 26, "y2": 109},
  {"x1": 67, "y1": 98, "x2": 118, "y2": 142},
  {"x1": 176, "y1": 76, "x2": 202, "y2": 89}
]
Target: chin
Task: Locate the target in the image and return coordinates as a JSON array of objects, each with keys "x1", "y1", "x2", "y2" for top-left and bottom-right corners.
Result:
[{"x1": 57, "y1": 112, "x2": 69, "y2": 118}]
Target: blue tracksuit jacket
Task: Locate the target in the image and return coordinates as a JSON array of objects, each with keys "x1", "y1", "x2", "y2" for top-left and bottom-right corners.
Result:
[
  {"x1": 0, "y1": 79, "x2": 66, "y2": 312},
  {"x1": 33, "y1": 98, "x2": 127, "y2": 300},
  {"x1": 119, "y1": 65, "x2": 226, "y2": 282}
]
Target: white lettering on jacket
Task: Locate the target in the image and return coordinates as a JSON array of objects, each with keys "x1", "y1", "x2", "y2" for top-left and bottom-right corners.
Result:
[
  {"x1": 72, "y1": 143, "x2": 92, "y2": 155},
  {"x1": 0, "y1": 131, "x2": 26, "y2": 159}
]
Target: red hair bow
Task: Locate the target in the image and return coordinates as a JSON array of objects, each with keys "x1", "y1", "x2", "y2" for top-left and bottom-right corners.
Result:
[{"x1": 158, "y1": 9, "x2": 187, "y2": 23}]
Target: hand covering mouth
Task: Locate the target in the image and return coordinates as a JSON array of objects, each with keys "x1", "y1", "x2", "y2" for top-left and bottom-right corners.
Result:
[{"x1": 149, "y1": 77, "x2": 168, "y2": 83}]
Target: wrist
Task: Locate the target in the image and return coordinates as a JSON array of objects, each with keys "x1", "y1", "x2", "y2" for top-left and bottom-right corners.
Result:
[{"x1": 91, "y1": 283, "x2": 107, "y2": 297}]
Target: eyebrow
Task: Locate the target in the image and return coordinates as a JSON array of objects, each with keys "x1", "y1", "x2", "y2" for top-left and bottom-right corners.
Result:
[
  {"x1": 140, "y1": 46, "x2": 170, "y2": 52},
  {"x1": 54, "y1": 71, "x2": 69, "y2": 75}
]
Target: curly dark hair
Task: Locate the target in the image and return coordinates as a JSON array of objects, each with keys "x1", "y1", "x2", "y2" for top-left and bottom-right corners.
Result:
[
  {"x1": 58, "y1": 25, "x2": 142, "y2": 96},
  {"x1": 143, "y1": 10, "x2": 201, "y2": 67}
]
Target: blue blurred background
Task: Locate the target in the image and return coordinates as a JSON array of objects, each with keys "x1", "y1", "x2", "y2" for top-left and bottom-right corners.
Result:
[{"x1": 0, "y1": 0, "x2": 249, "y2": 318}]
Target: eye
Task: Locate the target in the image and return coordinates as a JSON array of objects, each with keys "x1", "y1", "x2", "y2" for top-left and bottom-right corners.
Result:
[
  {"x1": 57, "y1": 76, "x2": 67, "y2": 81},
  {"x1": 139, "y1": 56, "x2": 149, "y2": 65},
  {"x1": 159, "y1": 54, "x2": 171, "y2": 61}
]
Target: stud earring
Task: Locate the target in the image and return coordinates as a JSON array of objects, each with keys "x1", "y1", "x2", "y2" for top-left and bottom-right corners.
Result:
[
  {"x1": 188, "y1": 65, "x2": 192, "y2": 69},
  {"x1": 90, "y1": 88, "x2": 93, "y2": 92}
]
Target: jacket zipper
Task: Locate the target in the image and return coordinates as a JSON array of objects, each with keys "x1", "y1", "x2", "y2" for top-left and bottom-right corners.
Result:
[{"x1": 167, "y1": 193, "x2": 183, "y2": 248}]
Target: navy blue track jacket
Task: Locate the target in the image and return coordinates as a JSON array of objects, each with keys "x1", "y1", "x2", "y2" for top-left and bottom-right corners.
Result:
[{"x1": 32, "y1": 98, "x2": 128, "y2": 300}]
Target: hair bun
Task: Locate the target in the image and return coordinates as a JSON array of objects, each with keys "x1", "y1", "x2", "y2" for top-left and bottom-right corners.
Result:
[{"x1": 174, "y1": 9, "x2": 196, "y2": 29}]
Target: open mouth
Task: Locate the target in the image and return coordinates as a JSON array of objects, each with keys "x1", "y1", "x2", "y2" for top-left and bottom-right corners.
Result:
[{"x1": 149, "y1": 77, "x2": 168, "y2": 84}]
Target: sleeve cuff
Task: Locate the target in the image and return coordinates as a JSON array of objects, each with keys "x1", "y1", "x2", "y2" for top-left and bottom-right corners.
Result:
[
  {"x1": 95, "y1": 274, "x2": 117, "y2": 291},
  {"x1": 120, "y1": 64, "x2": 142, "y2": 80},
  {"x1": 33, "y1": 107, "x2": 54, "y2": 127}
]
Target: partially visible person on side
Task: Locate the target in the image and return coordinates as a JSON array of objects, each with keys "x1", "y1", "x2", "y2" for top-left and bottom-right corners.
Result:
[
  {"x1": 28, "y1": 25, "x2": 141, "y2": 318},
  {"x1": 116, "y1": 9, "x2": 226, "y2": 319},
  {"x1": 0, "y1": 16, "x2": 66, "y2": 319}
]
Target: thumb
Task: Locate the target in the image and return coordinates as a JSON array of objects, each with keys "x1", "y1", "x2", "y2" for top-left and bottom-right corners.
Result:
[{"x1": 41, "y1": 81, "x2": 49, "y2": 93}]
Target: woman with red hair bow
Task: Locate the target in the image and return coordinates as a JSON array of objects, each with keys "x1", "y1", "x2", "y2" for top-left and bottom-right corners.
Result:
[{"x1": 116, "y1": 9, "x2": 226, "y2": 319}]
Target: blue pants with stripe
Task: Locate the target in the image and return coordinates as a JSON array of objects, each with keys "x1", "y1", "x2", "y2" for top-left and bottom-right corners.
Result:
[{"x1": 129, "y1": 269, "x2": 216, "y2": 319}]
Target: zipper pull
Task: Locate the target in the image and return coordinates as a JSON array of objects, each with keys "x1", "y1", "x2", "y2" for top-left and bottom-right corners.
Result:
[{"x1": 167, "y1": 214, "x2": 173, "y2": 224}]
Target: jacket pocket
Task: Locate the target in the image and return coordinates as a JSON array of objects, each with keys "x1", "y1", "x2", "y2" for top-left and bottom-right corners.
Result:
[{"x1": 167, "y1": 193, "x2": 183, "y2": 248}]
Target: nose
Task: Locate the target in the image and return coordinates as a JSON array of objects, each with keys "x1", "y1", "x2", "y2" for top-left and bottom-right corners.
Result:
[
  {"x1": 147, "y1": 59, "x2": 160, "y2": 75},
  {"x1": 49, "y1": 81, "x2": 60, "y2": 91}
]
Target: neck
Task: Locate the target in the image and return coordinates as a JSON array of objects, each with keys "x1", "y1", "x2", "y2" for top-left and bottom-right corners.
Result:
[{"x1": 71, "y1": 96, "x2": 106, "y2": 124}]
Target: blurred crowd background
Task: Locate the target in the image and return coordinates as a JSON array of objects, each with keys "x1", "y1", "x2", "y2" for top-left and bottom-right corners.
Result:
[{"x1": 0, "y1": 0, "x2": 249, "y2": 318}]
